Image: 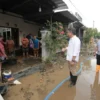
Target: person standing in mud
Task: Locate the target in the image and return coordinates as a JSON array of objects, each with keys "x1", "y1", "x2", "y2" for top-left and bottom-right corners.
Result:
[
  {"x1": 32, "y1": 35, "x2": 39, "y2": 57},
  {"x1": 94, "y1": 36, "x2": 100, "y2": 72},
  {"x1": 0, "y1": 35, "x2": 7, "y2": 78},
  {"x1": 6, "y1": 37, "x2": 15, "y2": 55},
  {"x1": 62, "y1": 27, "x2": 81, "y2": 87},
  {"x1": 21, "y1": 34, "x2": 29, "y2": 58}
]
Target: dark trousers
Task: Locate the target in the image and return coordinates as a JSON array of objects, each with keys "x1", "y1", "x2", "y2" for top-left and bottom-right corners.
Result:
[
  {"x1": 96, "y1": 54, "x2": 100, "y2": 65},
  {"x1": 70, "y1": 72, "x2": 77, "y2": 85}
]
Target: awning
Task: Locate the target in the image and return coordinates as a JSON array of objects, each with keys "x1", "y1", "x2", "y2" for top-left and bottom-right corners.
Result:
[
  {"x1": 74, "y1": 21, "x2": 85, "y2": 29},
  {"x1": 0, "y1": 0, "x2": 80, "y2": 24},
  {"x1": 0, "y1": 0, "x2": 67, "y2": 15}
]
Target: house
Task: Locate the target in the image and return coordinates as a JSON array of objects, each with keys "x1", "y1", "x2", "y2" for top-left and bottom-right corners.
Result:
[{"x1": 0, "y1": 0, "x2": 84, "y2": 49}]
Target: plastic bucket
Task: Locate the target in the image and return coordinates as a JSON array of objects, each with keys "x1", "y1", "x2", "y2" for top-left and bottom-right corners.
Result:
[{"x1": 3, "y1": 70, "x2": 12, "y2": 79}]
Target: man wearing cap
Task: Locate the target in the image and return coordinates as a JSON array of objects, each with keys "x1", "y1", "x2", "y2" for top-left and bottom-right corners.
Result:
[{"x1": 62, "y1": 27, "x2": 81, "y2": 87}]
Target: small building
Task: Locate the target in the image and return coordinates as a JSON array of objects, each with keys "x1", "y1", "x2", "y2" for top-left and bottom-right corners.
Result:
[
  {"x1": 0, "y1": 0, "x2": 84, "y2": 50},
  {"x1": 0, "y1": 0, "x2": 85, "y2": 72}
]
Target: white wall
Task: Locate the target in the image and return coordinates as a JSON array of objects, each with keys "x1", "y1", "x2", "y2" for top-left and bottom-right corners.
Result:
[
  {"x1": 0, "y1": 12, "x2": 40, "y2": 45},
  {"x1": 0, "y1": 27, "x2": 4, "y2": 34}
]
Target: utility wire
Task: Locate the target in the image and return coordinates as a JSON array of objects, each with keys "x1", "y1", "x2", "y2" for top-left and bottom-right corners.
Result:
[{"x1": 69, "y1": 0, "x2": 87, "y2": 19}]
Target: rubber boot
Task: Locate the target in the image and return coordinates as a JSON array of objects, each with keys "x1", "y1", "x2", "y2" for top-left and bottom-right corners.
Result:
[
  {"x1": 96, "y1": 65, "x2": 100, "y2": 73},
  {"x1": 70, "y1": 72, "x2": 73, "y2": 82},
  {"x1": 72, "y1": 76, "x2": 77, "y2": 85},
  {"x1": 69, "y1": 75, "x2": 77, "y2": 87}
]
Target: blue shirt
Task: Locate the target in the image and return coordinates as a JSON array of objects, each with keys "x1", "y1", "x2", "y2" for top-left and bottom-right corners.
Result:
[{"x1": 33, "y1": 39, "x2": 39, "y2": 48}]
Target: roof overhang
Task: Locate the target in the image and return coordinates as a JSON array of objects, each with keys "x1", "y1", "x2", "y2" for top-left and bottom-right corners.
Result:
[
  {"x1": 74, "y1": 21, "x2": 85, "y2": 29},
  {"x1": 0, "y1": 0, "x2": 81, "y2": 24}
]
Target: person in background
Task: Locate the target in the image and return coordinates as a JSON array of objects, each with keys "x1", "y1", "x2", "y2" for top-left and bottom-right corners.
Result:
[
  {"x1": 94, "y1": 36, "x2": 100, "y2": 72},
  {"x1": 0, "y1": 34, "x2": 6, "y2": 50},
  {"x1": 26, "y1": 33, "x2": 31, "y2": 40},
  {"x1": 29, "y1": 36, "x2": 34, "y2": 49},
  {"x1": 62, "y1": 27, "x2": 81, "y2": 87},
  {"x1": 29, "y1": 35, "x2": 34, "y2": 55},
  {"x1": 0, "y1": 35, "x2": 7, "y2": 78},
  {"x1": 6, "y1": 37, "x2": 14, "y2": 55},
  {"x1": 32, "y1": 35, "x2": 39, "y2": 57},
  {"x1": 21, "y1": 34, "x2": 29, "y2": 58}
]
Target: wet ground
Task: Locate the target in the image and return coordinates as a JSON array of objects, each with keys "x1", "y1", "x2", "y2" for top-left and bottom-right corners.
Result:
[
  {"x1": 3, "y1": 56, "x2": 98, "y2": 100},
  {"x1": 3, "y1": 56, "x2": 42, "y2": 73},
  {"x1": 4, "y1": 62, "x2": 70, "y2": 100},
  {"x1": 50, "y1": 58, "x2": 100, "y2": 100}
]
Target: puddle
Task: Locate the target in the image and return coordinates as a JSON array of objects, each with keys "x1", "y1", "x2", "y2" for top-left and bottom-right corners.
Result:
[{"x1": 50, "y1": 58, "x2": 100, "y2": 100}]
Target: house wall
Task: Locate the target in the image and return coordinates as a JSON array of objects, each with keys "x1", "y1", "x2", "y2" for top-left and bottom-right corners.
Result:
[{"x1": 0, "y1": 12, "x2": 40, "y2": 45}]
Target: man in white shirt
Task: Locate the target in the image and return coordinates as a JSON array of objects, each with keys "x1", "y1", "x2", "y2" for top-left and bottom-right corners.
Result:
[
  {"x1": 0, "y1": 94, "x2": 4, "y2": 100},
  {"x1": 62, "y1": 27, "x2": 81, "y2": 87}
]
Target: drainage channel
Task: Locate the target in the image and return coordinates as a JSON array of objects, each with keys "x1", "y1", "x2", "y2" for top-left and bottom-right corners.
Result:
[{"x1": 13, "y1": 64, "x2": 43, "y2": 80}]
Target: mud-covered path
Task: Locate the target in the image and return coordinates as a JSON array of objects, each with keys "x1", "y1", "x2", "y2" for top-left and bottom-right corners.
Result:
[{"x1": 50, "y1": 58, "x2": 100, "y2": 100}]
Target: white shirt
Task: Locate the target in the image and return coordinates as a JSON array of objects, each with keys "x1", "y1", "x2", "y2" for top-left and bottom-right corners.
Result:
[
  {"x1": 66, "y1": 35, "x2": 81, "y2": 62},
  {"x1": 0, "y1": 94, "x2": 4, "y2": 100}
]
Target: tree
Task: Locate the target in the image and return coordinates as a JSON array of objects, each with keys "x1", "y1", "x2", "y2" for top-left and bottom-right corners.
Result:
[
  {"x1": 44, "y1": 21, "x2": 67, "y2": 62},
  {"x1": 83, "y1": 28, "x2": 99, "y2": 44}
]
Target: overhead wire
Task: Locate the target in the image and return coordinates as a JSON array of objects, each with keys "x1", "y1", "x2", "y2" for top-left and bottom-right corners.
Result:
[{"x1": 68, "y1": 0, "x2": 87, "y2": 19}]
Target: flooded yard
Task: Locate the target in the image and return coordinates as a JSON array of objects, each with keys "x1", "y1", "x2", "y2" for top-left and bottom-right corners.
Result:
[
  {"x1": 50, "y1": 58, "x2": 100, "y2": 100},
  {"x1": 3, "y1": 56, "x2": 99, "y2": 100}
]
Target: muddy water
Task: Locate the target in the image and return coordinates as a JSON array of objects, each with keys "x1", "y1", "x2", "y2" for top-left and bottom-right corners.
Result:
[{"x1": 50, "y1": 58, "x2": 100, "y2": 100}]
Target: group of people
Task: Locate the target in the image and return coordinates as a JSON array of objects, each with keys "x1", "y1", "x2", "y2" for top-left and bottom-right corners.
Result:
[
  {"x1": 0, "y1": 33, "x2": 40, "y2": 78},
  {"x1": 21, "y1": 34, "x2": 39, "y2": 58},
  {"x1": 0, "y1": 35, "x2": 15, "y2": 77}
]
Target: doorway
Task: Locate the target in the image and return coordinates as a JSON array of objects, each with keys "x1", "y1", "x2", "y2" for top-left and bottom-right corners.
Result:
[
  {"x1": 11, "y1": 28, "x2": 19, "y2": 47},
  {"x1": 0, "y1": 27, "x2": 19, "y2": 48}
]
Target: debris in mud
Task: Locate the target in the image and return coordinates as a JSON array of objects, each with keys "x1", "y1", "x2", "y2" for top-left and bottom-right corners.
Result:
[
  {"x1": 13, "y1": 80, "x2": 21, "y2": 85},
  {"x1": 40, "y1": 78, "x2": 44, "y2": 83},
  {"x1": 46, "y1": 79, "x2": 50, "y2": 83},
  {"x1": 49, "y1": 69, "x2": 54, "y2": 73},
  {"x1": 37, "y1": 87, "x2": 48, "y2": 95},
  {"x1": 20, "y1": 87, "x2": 24, "y2": 92},
  {"x1": 60, "y1": 66, "x2": 63, "y2": 69},
  {"x1": 23, "y1": 91, "x2": 34, "y2": 100}
]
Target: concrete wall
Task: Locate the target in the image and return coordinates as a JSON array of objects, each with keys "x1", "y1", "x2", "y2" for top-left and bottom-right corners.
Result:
[{"x1": 0, "y1": 12, "x2": 40, "y2": 45}]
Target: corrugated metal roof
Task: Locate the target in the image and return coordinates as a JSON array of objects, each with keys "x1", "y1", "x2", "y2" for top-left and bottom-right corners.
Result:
[
  {"x1": 52, "y1": 0, "x2": 68, "y2": 8},
  {"x1": 0, "y1": 0, "x2": 68, "y2": 14},
  {"x1": 0, "y1": 0, "x2": 82, "y2": 25}
]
